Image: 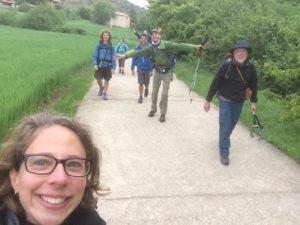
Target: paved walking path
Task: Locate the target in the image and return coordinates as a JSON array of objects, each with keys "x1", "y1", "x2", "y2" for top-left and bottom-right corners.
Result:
[{"x1": 76, "y1": 61, "x2": 300, "y2": 225}]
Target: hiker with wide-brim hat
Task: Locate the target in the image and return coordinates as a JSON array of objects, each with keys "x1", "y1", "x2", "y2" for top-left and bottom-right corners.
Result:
[
  {"x1": 204, "y1": 40, "x2": 258, "y2": 166},
  {"x1": 230, "y1": 40, "x2": 252, "y2": 54}
]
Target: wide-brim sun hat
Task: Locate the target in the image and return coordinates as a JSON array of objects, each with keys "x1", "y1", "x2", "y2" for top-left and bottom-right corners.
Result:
[{"x1": 230, "y1": 40, "x2": 252, "y2": 53}]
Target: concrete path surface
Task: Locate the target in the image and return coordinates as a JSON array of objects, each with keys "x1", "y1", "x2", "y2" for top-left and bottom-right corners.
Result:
[{"x1": 76, "y1": 61, "x2": 300, "y2": 225}]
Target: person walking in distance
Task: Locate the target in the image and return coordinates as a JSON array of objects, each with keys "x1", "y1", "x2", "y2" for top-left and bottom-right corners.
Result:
[
  {"x1": 131, "y1": 34, "x2": 153, "y2": 103},
  {"x1": 204, "y1": 40, "x2": 258, "y2": 166},
  {"x1": 92, "y1": 30, "x2": 116, "y2": 100},
  {"x1": 115, "y1": 38, "x2": 129, "y2": 75},
  {"x1": 116, "y1": 29, "x2": 204, "y2": 122}
]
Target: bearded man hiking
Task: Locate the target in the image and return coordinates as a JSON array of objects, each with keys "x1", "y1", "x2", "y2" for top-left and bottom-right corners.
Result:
[
  {"x1": 116, "y1": 29, "x2": 204, "y2": 122},
  {"x1": 204, "y1": 40, "x2": 258, "y2": 166}
]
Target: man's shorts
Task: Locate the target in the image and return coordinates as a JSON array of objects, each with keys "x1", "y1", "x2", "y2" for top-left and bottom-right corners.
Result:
[
  {"x1": 94, "y1": 67, "x2": 112, "y2": 81},
  {"x1": 137, "y1": 69, "x2": 150, "y2": 85}
]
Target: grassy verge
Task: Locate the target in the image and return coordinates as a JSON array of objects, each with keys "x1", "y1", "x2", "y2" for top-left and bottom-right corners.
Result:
[
  {"x1": 0, "y1": 25, "x2": 95, "y2": 141},
  {"x1": 0, "y1": 21, "x2": 137, "y2": 143},
  {"x1": 175, "y1": 61, "x2": 300, "y2": 164},
  {"x1": 47, "y1": 63, "x2": 94, "y2": 116}
]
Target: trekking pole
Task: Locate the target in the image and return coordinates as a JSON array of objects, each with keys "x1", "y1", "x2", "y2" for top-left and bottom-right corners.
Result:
[
  {"x1": 250, "y1": 111, "x2": 264, "y2": 141},
  {"x1": 189, "y1": 36, "x2": 208, "y2": 104}
]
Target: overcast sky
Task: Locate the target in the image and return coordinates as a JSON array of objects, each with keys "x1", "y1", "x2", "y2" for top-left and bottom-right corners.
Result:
[{"x1": 127, "y1": 0, "x2": 148, "y2": 8}]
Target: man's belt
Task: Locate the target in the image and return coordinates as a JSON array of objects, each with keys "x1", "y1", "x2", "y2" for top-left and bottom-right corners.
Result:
[{"x1": 154, "y1": 64, "x2": 172, "y2": 74}]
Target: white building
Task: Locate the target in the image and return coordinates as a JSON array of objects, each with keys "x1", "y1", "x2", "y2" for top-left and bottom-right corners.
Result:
[{"x1": 109, "y1": 11, "x2": 130, "y2": 28}]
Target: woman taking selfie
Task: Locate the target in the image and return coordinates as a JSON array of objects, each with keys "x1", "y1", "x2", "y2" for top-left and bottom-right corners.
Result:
[{"x1": 0, "y1": 112, "x2": 106, "y2": 225}]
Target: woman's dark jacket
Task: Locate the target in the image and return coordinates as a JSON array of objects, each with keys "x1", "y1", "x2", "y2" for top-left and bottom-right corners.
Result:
[
  {"x1": 206, "y1": 57, "x2": 258, "y2": 102},
  {"x1": 0, "y1": 207, "x2": 106, "y2": 225}
]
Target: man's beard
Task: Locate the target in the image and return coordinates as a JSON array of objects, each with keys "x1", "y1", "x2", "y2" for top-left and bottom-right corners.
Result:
[{"x1": 234, "y1": 56, "x2": 247, "y2": 64}]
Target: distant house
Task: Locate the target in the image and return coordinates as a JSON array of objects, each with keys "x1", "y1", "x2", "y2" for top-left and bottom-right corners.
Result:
[
  {"x1": 0, "y1": 0, "x2": 16, "y2": 7},
  {"x1": 108, "y1": 11, "x2": 130, "y2": 28},
  {"x1": 48, "y1": 0, "x2": 63, "y2": 6}
]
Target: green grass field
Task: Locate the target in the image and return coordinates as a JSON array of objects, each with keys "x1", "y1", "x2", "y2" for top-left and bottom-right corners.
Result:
[{"x1": 0, "y1": 22, "x2": 137, "y2": 141}]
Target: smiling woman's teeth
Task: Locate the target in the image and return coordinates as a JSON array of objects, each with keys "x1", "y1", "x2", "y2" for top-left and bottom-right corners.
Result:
[{"x1": 41, "y1": 196, "x2": 66, "y2": 204}]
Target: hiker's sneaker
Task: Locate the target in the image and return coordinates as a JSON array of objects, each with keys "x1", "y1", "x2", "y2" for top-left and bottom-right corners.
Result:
[
  {"x1": 138, "y1": 96, "x2": 143, "y2": 104},
  {"x1": 220, "y1": 157, "x2": 230, "y2": 166},
  {"x1": 148, "y1": 110, "x2": 156, "y2": 117},
  {"x1": 98, "y1": 87, "x2": 104, "y2": 96},
  {"x1": 144, "y1": 88, "x2": 148, "y2": 97},
  {"x1": 102, "y1": 92, "x2": 108, "y2": 100},
  {"x1": 159, "y1": 114, "x2": 166, "y2": 123}
]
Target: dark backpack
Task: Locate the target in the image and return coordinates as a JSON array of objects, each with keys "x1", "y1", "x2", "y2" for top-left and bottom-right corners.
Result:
[
  {"x1": 224, "y1": 56, "x2": 254, "y2": 82},
  {"x1": 97, "y1": 41, "x2": 113, "y2": 67}
]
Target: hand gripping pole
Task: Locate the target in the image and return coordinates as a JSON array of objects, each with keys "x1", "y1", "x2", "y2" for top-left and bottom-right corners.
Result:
[
  {"x1": 250, "y1": 111, "x2": 264, "y2": 141},
  {"x1": 189, "y1": 36, "x2": 208, "y2": 104}
]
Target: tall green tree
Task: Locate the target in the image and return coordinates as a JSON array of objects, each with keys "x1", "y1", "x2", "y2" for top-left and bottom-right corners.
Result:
[
  {"x1": 128, "y1": 8, "x2": 137, "y2": 24},
  {"x1": 77, "y1": 7, "x2": 92, "y2": 20},
  {"x1": 148, "y1": 0, "x2": 300, "y2": 120},
  {"x1": 92, "y1": 0, "x2": 115, "y2": 25}
]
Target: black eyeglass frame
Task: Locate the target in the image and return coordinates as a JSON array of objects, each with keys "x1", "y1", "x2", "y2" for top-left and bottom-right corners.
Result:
[{"x1": 23, "y1": 154, "x2": 93, "y2": 177}]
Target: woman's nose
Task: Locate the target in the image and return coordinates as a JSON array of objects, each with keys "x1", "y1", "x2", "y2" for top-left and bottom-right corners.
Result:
[{"x1": 48, "y1": 164, "x2": 69, "y2": 184}]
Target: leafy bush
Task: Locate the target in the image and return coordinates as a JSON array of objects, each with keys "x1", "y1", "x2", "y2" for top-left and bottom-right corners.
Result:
[
  {"x1": 148, "y1": 0, "x2": 300, "y2": 122},
  {"x1": 77, "y1": 7, "x2": 91, "y2": 20},
  {"x1": 284, "y1": 94, "x2": 300, "y2": 121},
  {"x1": 59, "y1": 7, "x2": 79, "y2": 20},
  {"x1": 0, "y1": 10, "x2": 18, "y2": 26},
  {"x1": 52, "y1": 25, "x2": 86, "y2": 34},
  {"x1": 92, "y1": 1, "x2": 115, "y2": 25},
  {"x1": 18, "y1": 3, "x2": 32, "y2": 13},
  {"x1": 20, "y1": 5, "x2": 65, "y2": 31}
]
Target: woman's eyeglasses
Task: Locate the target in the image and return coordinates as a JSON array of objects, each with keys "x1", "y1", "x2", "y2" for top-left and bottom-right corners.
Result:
[{"x1": 23, "y1": 154, "x2": 92, "y2": 177}]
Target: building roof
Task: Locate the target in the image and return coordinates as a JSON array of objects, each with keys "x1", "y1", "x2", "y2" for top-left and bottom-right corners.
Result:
[{"x1": 113, "y1": 11, "x2": 129, "y2": 17}]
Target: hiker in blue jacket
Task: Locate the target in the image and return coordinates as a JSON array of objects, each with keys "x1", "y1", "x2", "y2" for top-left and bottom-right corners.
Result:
[
  {"x1": 93, "y1": 30, "x2": 116, "y2": 100},
  {"x1": 131, "y1": 34, "x2": 154, "y2": 103},
  {"x1": 115, "y1": 38, "x2": 129, "y2": 75}
]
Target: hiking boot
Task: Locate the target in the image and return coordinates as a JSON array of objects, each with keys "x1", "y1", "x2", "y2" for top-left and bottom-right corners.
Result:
[
  {"x1": 159, "y1": 114, "x2": 166, "y2": 123},
  {"x1": 144, "y1": 88, "x2": 148, "y2": 97},
  {"x1": 148, "y1": 110, "x2": 156, "y2": 117},
  {"x1": 221, "y1": 157, "x2": 230, "y2": 166},
  {"x1": 102, "y1": 92, "x2": 108, "y2": 100},
  {"x1": 138, "y1": 96, "x2": 143, "y2": 104},
  {"x1": 98, "y1": 86, "x2": 104, "y2": 96}
]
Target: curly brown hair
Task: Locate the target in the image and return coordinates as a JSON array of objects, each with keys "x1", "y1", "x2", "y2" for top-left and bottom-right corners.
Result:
[
  {"x1": 99, "y1": 30, "x2": 112, "y2": 42},
  {"x1": 0, "y1": 112, "x2": 102, "y2": 217}
]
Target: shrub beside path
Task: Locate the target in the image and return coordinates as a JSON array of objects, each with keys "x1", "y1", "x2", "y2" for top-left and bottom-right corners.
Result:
[{"x1": 76, "y1": 61, "x2": 300, "y2": 225}]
